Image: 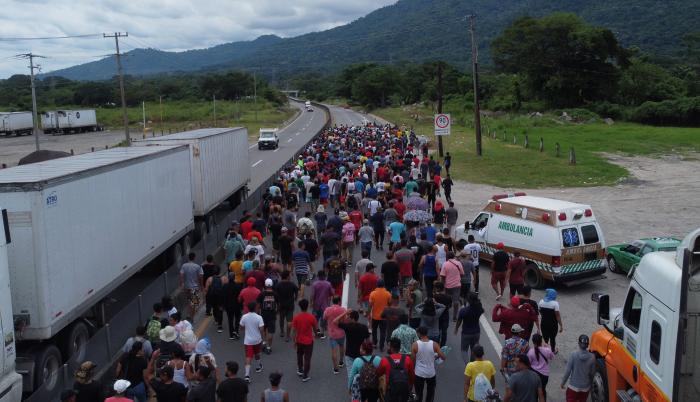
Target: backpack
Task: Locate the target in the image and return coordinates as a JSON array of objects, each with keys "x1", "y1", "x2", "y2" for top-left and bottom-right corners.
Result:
[
  {"x1": 358, "y1": 355, "x2": 379, "y2": 390},
  {"x1": 387, "y1": 355, "x2": 410, "y2": 396},
  {"x1": 261, "y1": 291, "x2": 277, "y2": 313},
  {"x1": 145, "y1": 317, "x2": 162, "y2": 344}
]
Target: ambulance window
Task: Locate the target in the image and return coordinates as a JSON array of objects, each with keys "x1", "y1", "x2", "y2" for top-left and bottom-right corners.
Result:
[
  {"x1": 623, "y1": 288, "x2": 642, "y2": 333},
  {"x1": 650, "y1": 320, "x2": 662, "y2": 365},
  {"x1": 581, "y1": 225, "x2": 599, "y2": 244},
  {"x1": 561, "y1": 228, "x2": 580, "y2": 247},
  {"x1": 473, "y1": 213, "x2": 489, "y2": 230}
]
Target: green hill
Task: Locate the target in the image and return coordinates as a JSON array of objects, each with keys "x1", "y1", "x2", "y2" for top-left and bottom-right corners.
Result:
[{"x1": 44, "y1": 0, "x2": 698, "y2": 80}]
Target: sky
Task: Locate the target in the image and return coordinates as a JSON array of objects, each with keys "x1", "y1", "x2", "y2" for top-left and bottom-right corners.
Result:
[{"x1": 0, "y1": 0, "x2": 397, "y2": 78}]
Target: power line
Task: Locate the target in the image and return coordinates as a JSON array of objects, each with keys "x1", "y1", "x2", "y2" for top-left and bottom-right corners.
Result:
[{"x1": 0, "y1": 33, "x2": 102, "y2": 41}]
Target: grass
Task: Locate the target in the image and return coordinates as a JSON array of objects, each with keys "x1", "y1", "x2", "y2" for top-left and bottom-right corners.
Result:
[
  {"x1": 95, "y1": 100, "x2": 297, "y2": 141},
  {"x1": 373, "y1": 103, "x2": 700, "y2": 188}
]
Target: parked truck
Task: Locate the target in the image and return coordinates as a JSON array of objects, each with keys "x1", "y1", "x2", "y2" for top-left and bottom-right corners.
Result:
[
  {"x1": 590, "y1": 228, "x2": 699, "y2": 402},
  {"x1": 42, "y1": 109, "x2": 99, "y2": 135},
  {"x1": 135, "y1": 127, "x2": 251, "y2": 240},
  {"x1": 0, "y1": 112, "x2": 33, "y2": 136},
  {"x1": 0, "y1": 210, "x2": 23, "y2": 402},
  {"x1": 0, "y1": 146, "x2": 195, "y2": 393}
]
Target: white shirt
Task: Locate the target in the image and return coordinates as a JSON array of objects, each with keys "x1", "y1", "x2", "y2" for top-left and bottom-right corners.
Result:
[
  {"x1": 328, "y1": 179, "x2": 338, "y2": 195},
  {"x1": 414, "y1": 339, "x2": 436, "y2": 378},
  {"x1": 464, "y1": 243, "x2": 482, "y2": 265},
  {"x1": 244, "y1": 244, "x2": 265, "y2": 259},
  {"x1": 240, "y1": 312, "x2": 265, "y2": 345},
  {"x1": 369, "y1": 200, "x2": 381, "y2": 215}
]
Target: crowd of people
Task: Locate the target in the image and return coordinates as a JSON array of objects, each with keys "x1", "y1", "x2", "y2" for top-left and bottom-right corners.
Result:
[{"x1": 61, "y1": 123, "x2": 596, "y2": 402}]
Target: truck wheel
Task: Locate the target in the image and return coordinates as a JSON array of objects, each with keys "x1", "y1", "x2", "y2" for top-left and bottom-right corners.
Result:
[
  {"x1": 524, "y1": 263, "x2": 544, "y2": 289},
  {"x1": 607, "y1": 256, "x2": 620, "y2": 274},
  {"x1": 34, "y1": 344, "x2": 62, "y2": 392},
  {"x1": 60, "y1": 321, "x2": 89, "y2": 366},
  {"x1": 591, "y1": 358, "x2": 609, "y2": 402}
]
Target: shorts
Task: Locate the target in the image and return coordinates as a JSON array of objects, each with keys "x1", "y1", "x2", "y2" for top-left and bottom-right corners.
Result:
[
  {"x1": 262, "y1": 315, "x2": 276, "y2": 334},
  {"x1": 460, "y1": 283, "x2": 471, "y2": 299},
  {"x1": 186, "y1": 289, "x2": 201, "y2": 308},
  {"x1": 491, "y1": 272, "x2": 506, "y2": 288},
  {"x1": 509, "y1": 283, "x2": 525, "y2": 296},
  {"x1": 445, "y1": 287, "x2": 461, "y2": 304},
  {"x1": 245, "y1": 343, "x2": 262, "y2": 358},
  {"x1": 279, "y1": 307, "x2": 294, "y2": 322},
  {"x1": 329, "y1": 337, "x2": 345, "y2": 348},
  {"x1": 281, "y1": 254, "x2": 292, "y2": 265},
  {"x1": 296, "y1": 273, "x2": 308, "y2": 286},
  {"x1": 333, "y1": 282, "x2": 344, "y2": 297}
]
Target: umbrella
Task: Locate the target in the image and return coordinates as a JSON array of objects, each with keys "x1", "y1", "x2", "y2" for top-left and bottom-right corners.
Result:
[
  {"x1": 405, "y1": 195, "x2": 429, "y2": 211},
  {"x1": 403, "y1": 210, "x2": 432, "y2": 223}
]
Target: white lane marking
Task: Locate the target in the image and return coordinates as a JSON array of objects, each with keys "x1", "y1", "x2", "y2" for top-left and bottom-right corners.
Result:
[
  {"x1": 287, "y1": 138, "x2": 292, "y2": 143},
  {"x1": 480, "y1": 315, "x2": 503, "y2": 355},
  {"x1": 251, "y1": 159, "x2": 263, "y2": 167},
  {"x1": 273, "y1": 148, "x2": 280, "y2": 153},
  {"x1": 296, "y1": 132, "x2": 300, "y2": 136},
  {"x1": 341, "y1": 273, "x2": 350, "y2": 308},
  {"x1": 249, "y1": 143, "x2": 256, "y2": 149}
]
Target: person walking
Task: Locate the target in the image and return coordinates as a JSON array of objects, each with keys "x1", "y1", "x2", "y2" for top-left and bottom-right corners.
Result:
[
  {"x1": 310, "y1": 270, "x2": 334, "y2": 339},
  {"x1": 216, "y1": 361, "x2": 249, "y2": 402},
  {"x1": 463, "y1": 345, "x2": 496, "y2": 402},
  {"x1": 238, "y1": 278, "x2": 261, "y2": 315},
  {"x1": 179, "y1": 252, "x2": 203, "y2": 322},
  {"x1": 505, "y1": 354, "x2": 545, "y2": 402},
  {"x1": 377, "y1": 338, "x2": 415, "y2": 402},
  {"x1": 500, "y1": 324, "x2": 529, "y2": 378},
  {"x1": 358, "y1": 263, "x2": 378, "y2": 315},
  {"x1": 368, "y1": 279, "x2": 392, "y2": 351},
  {"x1": 455, "y1": 292, "x2": 484, "y2": 364},
  {"x1": 491, "y1": 243, "x2": 509, "y2": 300},
  {"x1": 290, "y1": 299, "x2": 319, "y2": 382},
  {"x1": 323, "y1": 296, "x2": 347, "y2": 375},
  {"x1": 292, "y1": 241, "x2": 312, "y2": 295},
  {"x1": 431, "y1": 282, "x2": 452, "y2": 346},
  {"x1": 505, "y1": 251, "x2": 526, "y2": 297},
  {"x1": 203, "y1": 272, "x2": 225, "y2": 333},
  {"x1": 415, "y1": 298, "x2": 446, "y2": 344},
  {"x1": 528, "y1": 334, "x2": 555, "y2": 401},
  {"x1": 223, "y1": 269, "x2": 243, "y2": 341},
  {"x1": 411, "y1": 326, "x2": 446, "y2": 402},
  {"x1": 342, "y1": 215, "x2": 356, "y2": 263},
  {"x1": 358, "y1": 219, "x2": 375, "y2": 258},
  {"x1": 347, "y1": 340, "x2": 383, "y2": 402},
  {"x1": 334, "y1": 309, "x2": 371, "y2": 384},
  {"x1": 560, "y1": 335, "x2": 596, "y2": 402},
  {"x1": 391, "y1": 313, "x2": 419, "y2": 356},
  {"x1": 261, "y1": 372, "x2": 289, "y2": 402},
  {"x1": 539, "y1": 289, "x2": 563, "y2": 354},
  {"x1": 463, "y1": 235, "x2": 481, "y2": 294},
  {"x1": 239, "y1": 301, "x2": 265, "y2": 383},
  {"x1": 419, "y1": 246, "x2": 438, "y2": 298},
  {"x1": 445, "y1": 201, "x2": 458, "y2": 237},
  {"x1": 115, "y1": 342, "x2": 148, "y2": 402},
  {"x1": 257, "y1": 279, "x2": 279, "y2": 354},
  {"x1": 274, "y1": 271, "x2": 299, "y2": 342},
  {"x1": 492, "y1": 296, "x2": 538, "y2": 341},
  {"x1": 439, "y1": 252, "x2": 464, "y2": 322},
  {"x1": 73, "y1": 361, "x2": 103, "y2": 402}
]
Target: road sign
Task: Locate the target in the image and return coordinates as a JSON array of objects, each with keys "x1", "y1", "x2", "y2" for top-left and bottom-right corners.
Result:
[{"x1": 434, "y1": 113, "x2": 451, "y2": 136}]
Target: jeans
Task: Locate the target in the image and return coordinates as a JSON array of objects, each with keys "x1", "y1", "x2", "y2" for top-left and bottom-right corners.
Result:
[
  {"x1": 460, "y1": 332, "x2": 480, "y2": 363},
  {"x1": 296, "y1": 343, "x2": 314, "y2": 376},
  {"x1": 360, "y1": 388, "x2": 380, "y2": 402},
  {"x1": 371, "y1": 319, "x2": 387, "y2": 350},
  {"x1": 126, "y1": 382, "x2": 147, "y2": 402},
  {"x1": 424, "y1": 276, "x2": 436, "y2": 298},
  {"x1": 414, "y1": 375, "x2": 436, "y2": 402},
  {"x1": 361, "y1": 241, "x2": 372, "y2": 258},
  {"x1": 344, "y1": 356, "x2": 355, "y2": 386}
]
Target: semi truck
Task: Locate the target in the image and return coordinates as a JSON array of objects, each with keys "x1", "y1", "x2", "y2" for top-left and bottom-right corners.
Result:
[
  {"x1": 590, "y1": 228, "x2": 699, "y2": 402},
  {"x1": 41, "y1": 110, "x2": 99, "y2": 134},
  {"x1": 0, "y1": 210, "x2": 23, "y2": 402},
  {"x1": 135, "y1": 128, "x2": 251, "y2": 240},
  {"x1": 0, "y1": 146, "x2": 195, "y2": 393},
  {"x1": 0, "y1": 112, "x2": 33, "y2": 137}
]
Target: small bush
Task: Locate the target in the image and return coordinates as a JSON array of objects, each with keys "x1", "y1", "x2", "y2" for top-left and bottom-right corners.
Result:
[
  {"x1": 629, "y1": 97, "x2": 700, "y2": 126},
  {"x1": 585, "y1": 102, "x2": 628, "y2": 120}
]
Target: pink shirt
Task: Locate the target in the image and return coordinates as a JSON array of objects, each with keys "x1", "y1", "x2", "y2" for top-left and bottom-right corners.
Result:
[
  {"x1": 323, "y1": 304, "x2": 347, "y2": 339},
  {"x1": 342, "y1": 222, "x2": 356, "y2": 242},
  {"x1": 440, "y1": 259, "x2": 464, "y2": 289},
  {"x1": 527, "y1": 346, "x2": 555, "y2": 376}
]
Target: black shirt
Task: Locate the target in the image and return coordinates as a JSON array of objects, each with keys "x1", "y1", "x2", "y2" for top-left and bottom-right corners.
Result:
[
  {"x1": 321, "y1": 231, "x2": 340, "y2": 253},
  {"x1": 339, "y1": 322, "x2": 370, "y2": 359},
  {"x1": 493, "y1": 250, "x2": 510, "y2": 272},
  {"x1": 216, "y1": 377, "x2": 249, "y2": 402},
  {"x1": 74, "y1": 381, "x2": 103, "y2": 402},
  {"x1": 381, "y1": 260, "x2": 400, "y2": 290},
  {"x1": 202, "y1": 263, "x2": 220, "y2": 284},
  {"x1": 150, "y1": 379, "x2": 187, "y2": 402},
  {"x1": 279, "y1": 235, "x2": 294, "y2": 256},
  {"x1": 274, "y1": 280, "x2": 299, "y2": 309},
  {"x1": 304, "y1": 237, "x2": 319, "y2": 260},
  {"x1": 187, "y1": 377, "x2": 216, "y2": 402},
  {"x1": 120, "y1": 354, "x2": 148, "y2": 386}
]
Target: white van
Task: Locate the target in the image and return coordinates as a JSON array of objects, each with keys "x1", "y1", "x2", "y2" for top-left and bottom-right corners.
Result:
[{"x1": 456, "y1": 194, "x2": 607, "y2": 287}]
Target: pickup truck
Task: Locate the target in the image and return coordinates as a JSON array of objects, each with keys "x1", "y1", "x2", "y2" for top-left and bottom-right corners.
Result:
[{"x1": 258, "y1": 128, "x2": 279, "y2": 150}]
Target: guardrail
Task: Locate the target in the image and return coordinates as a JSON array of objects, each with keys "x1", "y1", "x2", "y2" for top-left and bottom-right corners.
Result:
[{"x1": 24, "y1": 99, "x2": 331, "y2": 402}]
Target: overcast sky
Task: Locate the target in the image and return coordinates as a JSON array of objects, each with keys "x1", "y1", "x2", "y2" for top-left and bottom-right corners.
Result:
[{"x1": 0, "y1": 0, "x2": 396, "y2": 78}]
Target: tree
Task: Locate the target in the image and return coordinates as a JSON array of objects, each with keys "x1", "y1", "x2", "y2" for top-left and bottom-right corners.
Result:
[
  {"x1": 618, "y1": 58, "x2": 685, "y2": 105},
  {"x1": 350, "y1": 65, "x2": 399, "y2": 107},
  {"x1": 491, "y1": 13, "x2": 627, "y2": 107}
]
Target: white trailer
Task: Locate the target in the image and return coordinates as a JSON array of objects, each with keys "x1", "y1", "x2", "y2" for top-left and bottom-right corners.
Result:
[
  {"x1": 135, "y1": 128, "x2": 251, "y2": 237},
  {"x1": 0, "y1": 146, "x2": 194, "y2": 392},
  {"x1": 0, "y1": 210, "x2": 22, "y2": 402},
  {"x1": 0, "y1": 112, "x2": 33, "y2": 136},
  {"x1": 42, "y1": 109, "x2": 99, "y2": 134}
]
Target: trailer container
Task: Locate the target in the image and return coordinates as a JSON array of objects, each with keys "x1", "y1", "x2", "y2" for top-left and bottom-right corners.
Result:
[
  {"x1": 0, "y1": 112, "x2": 33, "y2": 136},
  {"x1": 42, "y1": 109, "x2": 99, "y2": 134}
]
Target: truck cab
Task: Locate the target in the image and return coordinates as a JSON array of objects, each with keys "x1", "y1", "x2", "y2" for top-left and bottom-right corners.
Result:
[
  {"x1": 590, "y1": 228, "x2": 700, "y2": 402},
  {"x1": 258, "y1": 128, "x2": 279, "y2": 150},
  {"x1": 305, "y1": 101, "x2": 313, "y2": 112},
  {"x1": 0, "y1": 209, "x2": 23, "y2": 402}
]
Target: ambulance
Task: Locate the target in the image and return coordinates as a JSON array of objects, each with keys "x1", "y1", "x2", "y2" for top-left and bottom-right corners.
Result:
[{"x1": 456, "y1": 193, "x2": 607, "y2": 288}]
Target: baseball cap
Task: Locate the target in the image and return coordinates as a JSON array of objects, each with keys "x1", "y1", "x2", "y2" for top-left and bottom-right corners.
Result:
[
  {"x1": 510, "y1": 296, "x2": 520, "y2": 307},
  {"x1": 497, "y1": 242, "x2": 505, "y2": 250},
  {"x1": 511, "y1": 324, "x2": 524, "y2": 334},
  {"x1": 265, "y1": 278, "x2": 273, "y2": 287},
  {"x1": 247, "y1": 277, "x2": 257, "y2": 286},
  {"x1": 113, "y1": 379, "x2": 131, "y2": 393}
]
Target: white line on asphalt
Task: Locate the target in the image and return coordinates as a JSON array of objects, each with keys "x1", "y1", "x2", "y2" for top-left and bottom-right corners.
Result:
[
  {"x1": 249, "y1": 143, "x2": 256, "y2": 149},
  {"x1": 296, "y1": 132, "x2": 300, "y2": 136},
  {"x1": 273, "y1": 148, "x2": 279, "y2": 153},
  {"x1": 251, "y1": 159, "x2": 263, "y2": 167},
  {"x1": 287, "y1": 138, "x2": 292, "y2": 142},
  {"x1": 341, "y1": 273, "x2": 350, "y2": 308},
  {"x1": 480, "y1": 315, "x2": 503, "y2": 355}
]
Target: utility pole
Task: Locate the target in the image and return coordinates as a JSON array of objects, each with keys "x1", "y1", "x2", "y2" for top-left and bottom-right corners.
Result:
[
  {"x1": 253, "y1": 70, "x2": 258, "y2": 122},
  {"x1": 468, "y1": 15, "x2": 483, "y2": 156},
  {"x1": 142, "y1": 101, "x2": 146, "y2": 135},
  {"x1": 159, "y1": 95, "x2": 164, "y2": 134},
  {"x1": 17, "y1": 53, "x2": 45, "y2": 151},
  {"x1": 436, "y1": 62, "x2": 444, "y2": 158},
  {"x1": 104, "y1": 32, "x2": 130, "y2": 145},
  {"x1": 213, "y1": 94, "x2": 217, "y2": 126}
]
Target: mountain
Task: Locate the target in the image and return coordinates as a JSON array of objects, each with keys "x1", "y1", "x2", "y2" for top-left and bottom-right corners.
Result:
[{"x1": 45, "y1": 0, "x2": 699, "y2": 80}]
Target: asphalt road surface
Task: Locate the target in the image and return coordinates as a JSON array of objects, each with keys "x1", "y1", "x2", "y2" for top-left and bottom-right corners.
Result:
[{"x1": 194, "y1": 105, "x2": 508, "y2": 402}]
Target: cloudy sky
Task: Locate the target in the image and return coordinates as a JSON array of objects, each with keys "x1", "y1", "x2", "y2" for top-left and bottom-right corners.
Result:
[{"x1": 0, "y1": 0, "x2": 397, "y2": 78}]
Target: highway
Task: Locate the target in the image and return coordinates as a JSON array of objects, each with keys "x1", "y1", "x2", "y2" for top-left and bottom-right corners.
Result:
[{"x1": 193, "y1": 104, "x2": 507, "y2": 401}]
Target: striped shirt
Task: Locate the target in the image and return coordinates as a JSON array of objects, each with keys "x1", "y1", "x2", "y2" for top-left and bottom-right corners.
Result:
[{"x1": 293, "y1": 250, "x2": 311, "y2": 275}]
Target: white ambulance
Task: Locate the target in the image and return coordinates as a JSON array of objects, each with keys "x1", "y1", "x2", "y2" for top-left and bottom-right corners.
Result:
[{"x1": 456, "y1": 193, "x2": 607, "y2": 288}]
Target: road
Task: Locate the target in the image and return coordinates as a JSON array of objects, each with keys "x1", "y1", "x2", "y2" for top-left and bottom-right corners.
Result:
[{"x1": 195, "y1": 105, "x2": 507, "y2": 402}]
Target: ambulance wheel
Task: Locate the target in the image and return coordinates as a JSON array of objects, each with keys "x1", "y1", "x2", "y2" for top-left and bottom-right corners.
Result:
[
  {"x1": 524, "y1": 264, "x2": 544, "y2": 289},
  {"x1": 591, "y1": 358, "x2": 609, "y2": 402},
  {"x1": 607, "y1": 256, "x2": 620, "y2": 274},
  {"x1": 34, "y1": 344, "x2": 61, "y2": 392}
]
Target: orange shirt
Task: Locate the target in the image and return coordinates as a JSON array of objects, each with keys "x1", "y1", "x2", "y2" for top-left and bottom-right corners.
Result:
[{"x1": 369, "y1": 288, "x2": 392, "y2": 320}]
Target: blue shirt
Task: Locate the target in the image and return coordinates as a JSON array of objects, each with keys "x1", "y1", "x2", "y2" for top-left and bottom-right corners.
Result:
[
  {"x1": 423, "y1": 254, "x2": 437, "y2": 278},
  {"x1": 319, "y1": 183, "x2": 329, "y2": 198},
  {"x1": 422, "y1": 226, "x2": 437, "y2": 243},
  {"x1": 389, "y1": 221, "x2": 405, "y2": 242},
  {"x1": 354, "y1": 181, "x2": 364, "y2": 194}
]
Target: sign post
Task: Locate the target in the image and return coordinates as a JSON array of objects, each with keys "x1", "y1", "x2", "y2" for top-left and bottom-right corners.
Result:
[{"x1": 434, "y1": 113, "x2": 451, "y2": 136}]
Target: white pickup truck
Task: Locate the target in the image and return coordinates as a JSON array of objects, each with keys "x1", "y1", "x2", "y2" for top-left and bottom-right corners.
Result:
[{"x1": 258, "y1": 128, "x2": 279, "y2": 150}]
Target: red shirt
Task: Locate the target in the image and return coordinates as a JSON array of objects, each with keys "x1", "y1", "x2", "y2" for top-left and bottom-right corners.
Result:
[
  {"x1": 359, "y1": 272, "x2": 378, "y2": 301},
  {"x1": 238, "y1": 286, "x2": 261, "y2": 313},
  {"x1": 507, "y1": 257, "x2": 526, "y2": 285},
  {"x1": 394, "y1": 202, "x2": 406, "y2": 220},
  {"x1": 433, "y1": 175, "x2": 442, "y2": 187},
  {"x1": 291, "y1": 312, "x2": 318, "y2": 345},
  {"x1": 349, "y1": 211, "x2": 363, "y2": 230},
  {"x1": 240, "y1": 221, "x2": 253, "y2": 239},
  {"x1": 377, "y1": 353, "x2": 415, "y2": 386},
  {"x1": 246, "y1": 230, "x2": 263, "y2": 241}
]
